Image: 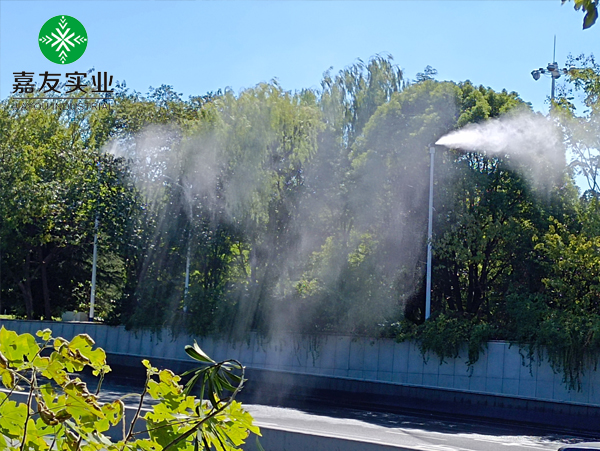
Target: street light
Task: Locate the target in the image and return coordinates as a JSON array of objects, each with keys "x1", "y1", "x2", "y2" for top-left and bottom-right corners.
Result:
[
  {"x1": 89, "y1": 216, "x2": 99, "y2": 321},
  {"x1": 163, "y1": 175, "x2": 193, "y2": 313},
  {"x1": 530, "y1": 64, "x2": 572, "y2": 100},
  {"x1": 531, "y1": 37, "x2": 574, "y2": 101},
  {"x1": 89, "y1": 159, "x2": 101, "y2": 321},
  {"x1": 425, "y1": 145, "x2": 436, "y2": 320}
]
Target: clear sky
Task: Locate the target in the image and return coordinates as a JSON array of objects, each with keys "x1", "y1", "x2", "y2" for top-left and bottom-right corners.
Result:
[{"x1": 1, "y1": 1, "x2": 599, "y2": 114}]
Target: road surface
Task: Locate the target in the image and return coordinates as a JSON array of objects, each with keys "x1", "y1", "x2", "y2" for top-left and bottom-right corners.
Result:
[{"x1": 94, "y1": 382, "x2": 598, "y2": 451}]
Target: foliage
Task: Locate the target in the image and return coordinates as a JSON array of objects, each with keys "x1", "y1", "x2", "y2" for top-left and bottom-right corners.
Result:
[
  {"x1": 433, "y1": 156, "x2": 543, "y2": 321},
  {"x1": 505, "y1": 291, "x2": 600, "y2": 391},
  {"x1": 557, "y1": 54, "x2": 600, "y2": 195},
  {"x1": 5, "y1": 53, "x2": 600, "y2": 392},
  {"x1": 394, "y1": 313, "x2": 493, "y2": 367},
  {"x1": 515, "y1": 200, "x2": 600, "y2": 389},
  {"x1": 0, "y1": 96, "x2": 141, "y2": 320},
  {"x1": 389, "y1": 80, "x2": 590, "y2": 389},
  {"x1": 562, "y1": 0, "x2": 598, "y2": 29},
  {"x1": 415, "y1": 66, "x2": 438, "y2": 83},
  {"x1": 0, "y1": 326, "x2": 260, "y2": 450}
]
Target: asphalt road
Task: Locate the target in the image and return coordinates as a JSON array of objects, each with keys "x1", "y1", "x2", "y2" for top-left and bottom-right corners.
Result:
[
  {"x1": 94, "y1": 381, "x2": 599, "y2": 451},
  {"x1": 4, "y1": 380, "x2": 598, "y2": 451}
]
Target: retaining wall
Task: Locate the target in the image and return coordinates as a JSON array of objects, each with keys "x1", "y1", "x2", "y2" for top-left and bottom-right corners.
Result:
[{"x1": 2, "y1": 319, "x2": 599, "y2": 407}]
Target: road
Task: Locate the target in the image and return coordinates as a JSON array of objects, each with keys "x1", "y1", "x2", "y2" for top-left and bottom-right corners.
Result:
[
  {"x1": 242, "y1": 403, "x2": 588, "y2": 451},
  {"x1": 94, "y1": 381, "x2": 597, "y2": 451},
  {"x1": 3, "y1": 381, "x2": 598, "y2": 451}
]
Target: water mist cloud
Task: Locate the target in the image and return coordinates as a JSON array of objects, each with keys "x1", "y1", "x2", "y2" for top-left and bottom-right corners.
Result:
[{"x1": 436, "y1": 110, "x2": 565, "y2": 190}]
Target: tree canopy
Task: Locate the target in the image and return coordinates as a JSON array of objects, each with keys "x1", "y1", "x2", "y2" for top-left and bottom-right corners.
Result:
[{"x1": 2, "y1": 54, "x2": 600, "y2": 388}]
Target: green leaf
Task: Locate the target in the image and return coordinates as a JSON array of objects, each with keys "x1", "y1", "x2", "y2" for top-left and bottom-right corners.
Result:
[
  {"x1": 180, "y1": 365, "x2": 204, "y2": 377},
  {"x1": 63, "y1": 378, "x2": 105, "y2": 419},
  {"x1": 0, "y1": 328, "x2": 39, "y2": 365},
  {"x1": 42, "y1": 356, "x2": 68, "y2": 385},
  {"x1": 68, "y1": 334, "x2": 107, "y2": 370},
  {"x1": 101, "y1": 399, "x2": 124, "y2": 427},
  {"x1": 583, "y1": 5, "x2": 598, "y2": 28},
  {"x1": 255, "y1": 436, "x2": 266, "y2": 451},
  {"x1": 0, "y1": 369, "x2": 15, "y2": 389},
  {"x1": 35, "y1": 329, "x2": 53, "y2": 342},
  {"x1": 0, "y1": 397, "x2": 27, "y2": 438},
  {"x1": 185, "y1": 342, "x2": 214, "y2": 364},
  {"x1": 142, "y1": 359, "x2": 158, "y2": 373}
]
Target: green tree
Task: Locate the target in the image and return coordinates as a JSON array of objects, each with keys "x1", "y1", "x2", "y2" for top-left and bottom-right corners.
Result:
[
  {"x1": 557, "y1": 54, "x2": 600, "y2": 196},
  {"x1": 433, "y1": 155, "x2": 542, "y2": 319},
  {"x1": 0, "y1": 96, "x2": 140, "y2": 320},
  {"x1": 503, "y1": 199, "x2": 600, "y2": 389},
  {"x1": 114, "y1": 82, "x2": 325, "y2": 336},
  {"x1": 101, "y1": 85, "x2": 217, "y2": 329},
  {"x1": 211, "y1": 83, "x2": 323, "y2": 336},
  {"x1": 293, "y1": 80, "x2": 459, "y2": 333}
]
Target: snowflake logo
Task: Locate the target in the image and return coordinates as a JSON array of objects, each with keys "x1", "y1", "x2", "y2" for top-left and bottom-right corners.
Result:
[{"x1": 38, "y1": 15, "x2": 88, "y2": 64}]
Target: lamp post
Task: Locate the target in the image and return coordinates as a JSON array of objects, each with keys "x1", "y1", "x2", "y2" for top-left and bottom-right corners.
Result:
[
  {"x1": 89, "y1": 216, "x2": 99, "y2": 321},
  {"x1": 531, "y1": 37, "x2": 573, "y2": 101},
  {"x1": 425, "y1": 145, "x2": 435, "y2": 320},
  {"x1": 163, "y1": 175, "x2": 193, "y2": 313},
  {"x1": 89, "y1": 159, "x2": 101, "y2": 322}
]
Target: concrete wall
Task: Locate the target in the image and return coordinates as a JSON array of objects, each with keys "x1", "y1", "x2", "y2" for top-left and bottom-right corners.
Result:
[{"x1": 2, "y1": 319, "x2": 600, "y2": 407}]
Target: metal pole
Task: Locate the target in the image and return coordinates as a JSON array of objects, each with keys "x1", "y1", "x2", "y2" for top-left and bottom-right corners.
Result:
[
  {"x1": 89, "y1": 158, "x2": 101, "y2": 322},
  {"x1": 0, "y1": 235, "x2": 2, "y2": 317},
  {"x1": 183, "y1": 229, "x2": 191, "y2": 313},
  {"x1": 163, "y1": 175, "x2": 193, "y2": 312},
  {"x1": 551, "y1": 35, "x2": 557, "y2": 101},
  {"x1": 89, "y1": 216, "x2": 99, "y2": 321},
  {"x1": 425, "y1": 145, "x2": 435, "y2": 320}
]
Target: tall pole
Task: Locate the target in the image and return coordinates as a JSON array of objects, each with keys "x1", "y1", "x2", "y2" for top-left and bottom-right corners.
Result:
[
  {"x1": 530, "y1": 36, "x2": 569, "y2": 106},
  {"x1": 183, "y1": 228, "x2": 191, "y2": 313},
  {"x1": 551, "y1": 35, "x2": 556, "y2": 101},
  {"x1": 0, "y1": 235, "x2": 2, "y2": 316},
  {"x1": 425, "y1": 145, "x2": 435, "y2": 320},
  {"x1": 89, "y1": 217, "x2": 99, "y2": 321},
  {"x1": 163, "y1": 175, "x2": 193, "y2": 313},
  {"x1": 89, "y1": 159, "x2": 100, "y2": 321}
]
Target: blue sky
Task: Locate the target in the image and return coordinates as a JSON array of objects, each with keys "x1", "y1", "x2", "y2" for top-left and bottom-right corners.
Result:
[{"x1": 1, "y1": 1, "x2": 599, "y2": 114}]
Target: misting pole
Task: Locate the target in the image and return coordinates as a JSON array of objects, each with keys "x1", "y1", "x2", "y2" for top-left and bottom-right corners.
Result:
[
  {"x1": 183, "y1": 228, "x2": 191, "y2": 313},
  {"x1": 89, "y1": 217, "x2": 99, "y2": 321},
  {"x1": 89, "y1": 159, "x2": 100, "y2": 321},
  {"x1": 425, "y1": 145, "x2": 435, "y2": 320},
  {"x1": 163, "y1": 174, "x2": 193, "y2": 313}
]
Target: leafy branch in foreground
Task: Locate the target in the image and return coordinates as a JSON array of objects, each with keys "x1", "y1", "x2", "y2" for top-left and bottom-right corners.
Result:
[
  {"x1": 0, "y1": 326, "x2": 260, "y2": 450},
  {"x1": 562, "y1": 0, "x2": 598, "y2": 29}
]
